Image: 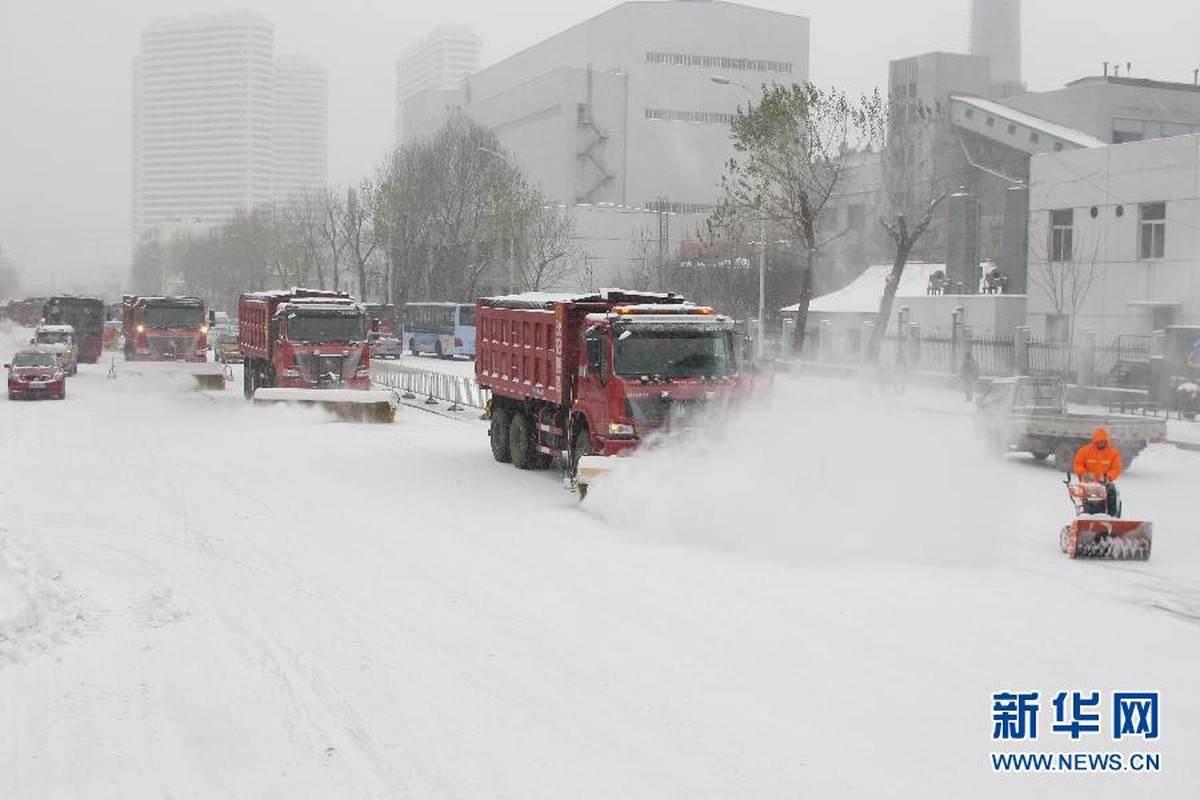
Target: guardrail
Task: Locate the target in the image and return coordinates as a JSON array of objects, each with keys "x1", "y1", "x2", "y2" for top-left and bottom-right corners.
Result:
[{"x1": 370, "y1": 361, "x2": 490, "y2": 410}]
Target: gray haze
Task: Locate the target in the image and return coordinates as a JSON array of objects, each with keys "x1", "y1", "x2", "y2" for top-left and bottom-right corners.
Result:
[{"x1": 1, "y1": 0, "x2": 1195, "y2": 292}]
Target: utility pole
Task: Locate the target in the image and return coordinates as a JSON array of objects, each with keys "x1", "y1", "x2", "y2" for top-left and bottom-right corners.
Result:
[{"x1": 757, "y1": 219, "x2": 766, "y2": 361}]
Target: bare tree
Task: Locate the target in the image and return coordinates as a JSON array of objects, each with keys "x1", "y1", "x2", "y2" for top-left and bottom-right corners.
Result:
[
  {"x1": 341, "y1": 180, "x2": 383, "y2": 301},
  {"x1": 318, "y1": 186, "x2": 348, "y2": 292},
  {"x1": 712, "y1": 83, "x2": 878, "y2": 355},
  {"x1": 622, "y1": 227, "x2": 659, "y2": 290},
  {"x1": 518, "y1": 202, "x2": 580, "y2": 291},
  {"x1": 1031, "y1": 233, "x2": 1099, "y2": 343},
  {"x1": 865, "y1": 99, "x2": 948, "y2": 362}
]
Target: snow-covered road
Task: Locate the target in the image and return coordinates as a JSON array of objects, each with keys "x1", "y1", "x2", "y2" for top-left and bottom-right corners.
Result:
[{"x1": 2, "y1": 324, "x2": 1198, "y2": 798}]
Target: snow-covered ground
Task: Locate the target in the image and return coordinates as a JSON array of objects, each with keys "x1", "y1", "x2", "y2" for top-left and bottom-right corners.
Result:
[{"x1": 2, "y1": 322, "x2": 1198, "y2": 798}]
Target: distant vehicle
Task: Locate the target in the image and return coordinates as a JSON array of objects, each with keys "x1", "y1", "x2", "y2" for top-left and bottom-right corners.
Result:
[
  {"x1": 6, "y1": 347, "x2": 66, "y2": 400},
  {"x1": 368, "y1": 331, "x2": 402, "y2": 360},
  {"x1": 122, "y1": 295, "x2": 209, "y2": 362},
  {"x1": 213, "y1": 329, "x2": 243, "y2": 364},
  {"x1": 6, "y1": 297, "x2": 47, "y2": 327},
  {"x1": 43, "y1": 296, "x2": 104, "y2": 363},
  {"x1": 364, "y1": 303, "x2": 399, "y2": 335},
  {"x1": 32, "y1": 324, "x2": 78, "y2": 375},
  {"x1": 973, "y1": 375, "x2": 1166, "y2": 468},
  {"x1": 403, "y1": 301, "x2": 476, "y2": 358},
  {"x1": 239, "y1": 288, "x2": 371, "y2": 394},
  {"x1": 103, "y1": 320, "x2": 122, "y2": 350}
]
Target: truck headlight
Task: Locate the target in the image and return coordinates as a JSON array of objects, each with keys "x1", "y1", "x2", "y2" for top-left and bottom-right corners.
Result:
[
  {"x1": 283, "y1": 368, "x2": 300, "y2": 378},
  {"x1": 608, "y1": 422, "x2": 636, "y2": 437}
]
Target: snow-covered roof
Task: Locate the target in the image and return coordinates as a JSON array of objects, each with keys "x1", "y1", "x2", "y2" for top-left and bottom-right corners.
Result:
[
  {"x1": 783, "y1": 263, "x2": 950, "y2": 314},
  {"x1": 481, "y1": 289, "x2": 686, "y2": 310},
  {"x1": 950, "y1": 95, "x2": 1106, "y2": 149}
]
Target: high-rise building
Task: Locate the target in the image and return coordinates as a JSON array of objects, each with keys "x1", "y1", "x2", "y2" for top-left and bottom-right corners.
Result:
[
  {"x1": 969, "y1": 0, "x2": 1021, "y2": 95},
  {"x1": 132, "y1": 11, "x2": 275, "y2": 242},
  {"x1": 400, "y1": 2, "x2": 809, "y2": 290},
  {"x1": 394, "y1": 25, "x2": 482, "y2": 143},
  {"x1": 273, "y1": 55, "x2": 329, "y2": 205}
]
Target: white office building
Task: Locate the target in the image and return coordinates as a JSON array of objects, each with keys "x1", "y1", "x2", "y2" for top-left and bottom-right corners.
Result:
[
  {"x1": 273, "y1": 55, "x2": 329, "y2": 205},
  {"x1": 403, "y1": 1, "x2": 809, "y2": 287},
  {"x1": 132, "y1": 11, "x2": 275, "y2": 242},
  {"x1": 394, "y1": 25, "x2": 481, "y2": 144},
  {"x1": 1027, "y1": 134, "x2": 1200, "y2": 344}
]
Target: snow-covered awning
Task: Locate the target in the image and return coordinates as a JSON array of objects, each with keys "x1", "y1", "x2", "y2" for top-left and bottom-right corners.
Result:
[{"x1": 781, "y1": 263, "x2": 950, "y2": 314}]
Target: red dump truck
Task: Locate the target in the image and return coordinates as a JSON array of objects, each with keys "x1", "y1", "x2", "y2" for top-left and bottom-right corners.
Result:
[
  {"x1": 43, "y1": 295, "x2": 105, "y2": 363},
  {"x1": 476, "y1": 290, "x2": 754, "y2": 495},
  {"x1": 238, "y1": 288, "x2": 372, "y2": 396},
  {"x1": 122, "y1": 295, "x2": 209, "y2": 362}
]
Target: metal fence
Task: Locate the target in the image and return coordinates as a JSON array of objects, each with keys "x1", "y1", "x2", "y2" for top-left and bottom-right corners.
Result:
[{"x1": 370, "y1": 361, "x2": 490, "y2": 410}]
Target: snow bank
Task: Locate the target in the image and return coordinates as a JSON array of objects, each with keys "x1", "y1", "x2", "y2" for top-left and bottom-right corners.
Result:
[{"x1": 0, "y1": 537, "x2": 83, "y2": 665}]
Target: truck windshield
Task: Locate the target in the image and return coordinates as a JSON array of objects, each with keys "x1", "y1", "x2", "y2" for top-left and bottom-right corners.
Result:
[
  {"x1": 36, "y1": 332, "x2": 73, "y2": 344},
  {"x1": 1013, "y1": 381, "x2": 1063, "y2": 410},
  {"x1": 288, "y1": 313, "x2": 366, "y2": 343},
  {"x1": 143, "y1": 307, "x2": 205, "y2": 328},
  {"x1": 613, "y1": 328, "x2": 736, "y2": 378}
]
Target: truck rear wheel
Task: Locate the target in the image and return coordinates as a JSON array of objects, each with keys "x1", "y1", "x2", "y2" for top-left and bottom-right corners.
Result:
[
  {"x1": 509, "y1": 412, "x2": 535, "y2": 469},
  {"x1": 490, "y1": 406, "x2": 512, "y2": 463}
]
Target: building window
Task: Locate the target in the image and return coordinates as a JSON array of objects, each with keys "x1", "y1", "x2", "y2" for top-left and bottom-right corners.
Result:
[
  {"x1": 986, "y1": 116, "x2": 994, "y2": 127},
  {"x1": 1007, "y1": 124, "x2": 1017, "y2": 135},
  {"x1": 1030, "y1": 132, "x2": 1040, "y2": 144},
  {"x1": 1050, "y1": 209, "x2": 1073, "y2": 262},
  {"x1": 964, "y1": 108, "x2": 974, "y2": 119},
  {"x1": 1053, "y1": 141, "x2": 1064, "y2": 151},
  {"x1": 1139, "y1": 202, "x2": 1166, "y2": 259}
]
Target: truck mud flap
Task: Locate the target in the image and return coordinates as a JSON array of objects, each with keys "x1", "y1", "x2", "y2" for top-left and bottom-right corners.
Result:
[
  {"x1": 251, "y1": 388, "x2": 397, "y2": 423},
  {"x1": 1061, "y1": 519, "x2": 1152, "y2": 560}
]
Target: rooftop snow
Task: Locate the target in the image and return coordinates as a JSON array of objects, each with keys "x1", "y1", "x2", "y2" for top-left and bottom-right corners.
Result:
[
  {"x1": 783, "y1": 263, "x2": 951, "y2": 314},
  {"x1": 950, "y1": 95, "x2": 1106, "y2": 148}
]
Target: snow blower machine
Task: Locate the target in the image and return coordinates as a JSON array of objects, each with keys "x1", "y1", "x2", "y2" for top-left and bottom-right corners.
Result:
[{"x1": 1059, "y1": 476, "x2": 1152, "y2": 560}]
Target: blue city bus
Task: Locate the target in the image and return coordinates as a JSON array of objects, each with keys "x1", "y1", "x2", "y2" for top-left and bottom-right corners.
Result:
[{"x1": 402, "y1": 302, "x2": 476, "y2": 358}]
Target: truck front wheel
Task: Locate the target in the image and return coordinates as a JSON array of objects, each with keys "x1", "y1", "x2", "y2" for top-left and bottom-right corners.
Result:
[
  {"x1": 490, "y1": 406, "x2": 512, "y2": 463},
  {"x1": 509, "y1": 412, "x2": 535, "y2": 469}
]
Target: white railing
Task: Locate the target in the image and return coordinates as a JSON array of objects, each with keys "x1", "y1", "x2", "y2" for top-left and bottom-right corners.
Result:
[{"x1": 370, "y1": 361, "x2": 490, "y2": 410}]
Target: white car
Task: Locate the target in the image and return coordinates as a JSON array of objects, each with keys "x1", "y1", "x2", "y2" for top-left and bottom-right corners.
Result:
[{"x1": 32, "y1": 324, "x2": 78, "y2": 376}]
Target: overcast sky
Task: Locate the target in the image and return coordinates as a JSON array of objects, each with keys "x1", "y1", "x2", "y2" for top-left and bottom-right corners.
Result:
[{"x1": 1, "y1": 0, "x2": 1195, "y2": 291}]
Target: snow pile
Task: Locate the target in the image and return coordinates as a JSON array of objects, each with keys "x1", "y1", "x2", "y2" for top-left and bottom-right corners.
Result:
[
  {"x1": 0, "y1": 536, "x2": 83, "y2": 665},
  {"x1": 586, "y1": 375, "x2": 1012, "y2": 567}
]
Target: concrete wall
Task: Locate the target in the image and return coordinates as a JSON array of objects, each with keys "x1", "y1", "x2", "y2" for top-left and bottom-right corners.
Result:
[
  {"x1": 1006, "y1": 78, "x2": 1200, "y2": 144},
  {"x1": 447, "y1": 1, "x2": 809, "y2": 210},
  {"x1": 1028, "y1": 133, "x2": 1200, "y2": 342}
]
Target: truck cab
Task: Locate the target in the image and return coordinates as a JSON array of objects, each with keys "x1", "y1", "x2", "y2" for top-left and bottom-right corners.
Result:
[
  {"x1": 574, "y1": 305, "x2": 740, "y2": 456},
  {"x1": 32, "y1": 324, "x2": 78, "y2": 375}
]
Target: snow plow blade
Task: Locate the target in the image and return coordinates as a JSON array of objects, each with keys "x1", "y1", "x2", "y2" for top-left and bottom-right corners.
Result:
[
  {"x1": 251, "y1": 388, "x2": 397, "y2": 423},
  {"x1": 1060, "y1": 518, "x2": 1152, "y2": 560},
  {"x1": 109, "y1": 361, "x2": 228, "y2": 389},
  {"x1": 575, "y1": 454, "x2": 622, "y2": 499}
]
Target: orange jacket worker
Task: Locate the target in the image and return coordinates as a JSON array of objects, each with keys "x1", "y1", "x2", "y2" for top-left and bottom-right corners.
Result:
[{"x1": 1073, "y1": 427, "x2": 1123, "y2": 482}]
